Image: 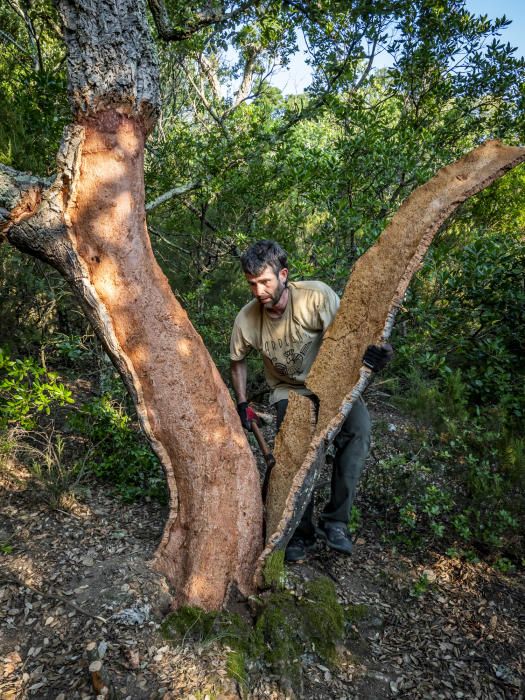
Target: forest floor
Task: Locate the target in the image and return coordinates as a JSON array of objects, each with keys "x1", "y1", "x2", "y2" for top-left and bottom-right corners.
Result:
[{"x1": 1, "y1": 400, "x2": 524, "y2": 700}]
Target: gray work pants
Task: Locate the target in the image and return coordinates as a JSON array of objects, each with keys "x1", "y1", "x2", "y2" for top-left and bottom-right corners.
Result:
[{"x1": 274, "y1": 396, "x2": 371, "y2": 539}]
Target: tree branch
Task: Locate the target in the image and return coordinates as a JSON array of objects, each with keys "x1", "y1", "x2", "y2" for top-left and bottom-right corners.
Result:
[
  {"x1": 0, "y1": 164, "x2": 50, "y2": 239},
  {"x1": 181, "y1": 59, "x2": 223, "y2": 125},
  {"x1": 354, "y1": 35, "x2": 378, "y2": 91},
  {"x1": 227, "y1": 45, "x2": 260, "y2": 114},
  {"x1": 145, "y1": 181, "x2": 203, "y2": 212},
  {"x1": 197, "y1": 53, "x2": 222, "y2": 103},
  {"x1": 0, "y1": 28, "x2": 34, "y2": 58},
  {"x1": 182, "y1": 198, "x2": 219, "y2": 232},
  {"x1": 149, "y1": 225, "x2": 192, "y2": 254},
  {"x1": 6, "y1": 0, "x2": 43, "y2": 71},
  {"x1": 148, "y1": 0, "x2": 261, "y2": 42}
]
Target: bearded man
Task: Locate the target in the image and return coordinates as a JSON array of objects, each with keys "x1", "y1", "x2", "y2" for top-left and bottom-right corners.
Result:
[{"x1": 230, "y1": 240, "x2": 392, "y2": 562}]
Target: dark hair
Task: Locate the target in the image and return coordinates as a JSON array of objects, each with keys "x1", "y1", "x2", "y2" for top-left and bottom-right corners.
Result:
[{"x1": 240, "y1": 240, "x2": 288, "y2": 276}]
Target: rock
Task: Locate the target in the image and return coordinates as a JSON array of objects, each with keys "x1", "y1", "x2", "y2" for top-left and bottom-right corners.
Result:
[{"x1": 422, "y1": 569, "x2": 437, "y2": 583}]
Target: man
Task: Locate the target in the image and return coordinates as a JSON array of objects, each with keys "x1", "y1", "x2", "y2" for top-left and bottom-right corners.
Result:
[{"x1": 230, "y1": 240, "x2": 392, "y2": 562}]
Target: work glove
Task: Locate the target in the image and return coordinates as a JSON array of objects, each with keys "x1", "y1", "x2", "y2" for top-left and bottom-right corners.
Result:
[
  {"x1": 237, "y1": 402, "x2": 260, "y2": 431},
  {"x1": 362, "y1": 343, "x2": 394, "y2": 372}
]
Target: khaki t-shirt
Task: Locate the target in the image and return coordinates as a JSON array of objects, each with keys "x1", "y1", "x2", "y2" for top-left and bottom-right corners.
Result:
[{"x1": 230, "y1": 280, "x2": 340, "y2": 404}]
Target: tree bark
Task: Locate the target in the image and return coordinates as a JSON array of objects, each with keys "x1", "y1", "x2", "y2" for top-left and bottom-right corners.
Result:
[
  {"x1": 1, "y1": 0, "x2": 263, "y2": 611},
  {"x1": 259, "y1": 140, "x2": 525, "y2": 579}
]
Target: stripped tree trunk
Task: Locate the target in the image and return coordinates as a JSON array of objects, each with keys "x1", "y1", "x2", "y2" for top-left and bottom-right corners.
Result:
[
  {"x1": 0, "y1": 0, "x2": 263, "y2": 611},
  {"x1": 259, "y1": 141, "x2": 525, "y2": 580}
]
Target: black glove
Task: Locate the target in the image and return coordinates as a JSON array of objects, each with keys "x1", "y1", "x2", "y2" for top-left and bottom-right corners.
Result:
[
  {"x1": 362, "y1": 343, "x2": 394, "y2": 372},
  {"x1": 237, "y1": 402, "x2": 260, "y2": 431}
]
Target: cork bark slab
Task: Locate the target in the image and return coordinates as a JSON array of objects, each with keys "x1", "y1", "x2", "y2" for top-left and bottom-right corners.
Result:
[
  {"x1": 257, "y1": 140, "x2": 525, "y2": 579},
  {"x1": 265, "y1": 393, "x2": 317, "y2": 539}
]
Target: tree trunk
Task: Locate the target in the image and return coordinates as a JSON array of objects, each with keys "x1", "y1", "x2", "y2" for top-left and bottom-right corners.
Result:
[
  {"x1": 260, "y1": 140, "x2": 525, "y2": 579},
  {"x1": 0, "y1": 0, "x2": 263, "y2": 611}
]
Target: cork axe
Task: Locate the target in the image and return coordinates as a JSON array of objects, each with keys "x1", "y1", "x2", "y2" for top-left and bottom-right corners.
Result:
[{"x1": 245, "y1": 406, "x2": 276, "y2": 501}]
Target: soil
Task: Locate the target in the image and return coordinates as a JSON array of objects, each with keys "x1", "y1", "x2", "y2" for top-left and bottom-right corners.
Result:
[{"x1": 1, "y1": 399, "x2": 524, "y2": 700}]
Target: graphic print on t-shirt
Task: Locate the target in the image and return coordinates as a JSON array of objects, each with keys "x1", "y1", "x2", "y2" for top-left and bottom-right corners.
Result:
[{"x1": 271, "y1": 341, "x2": 313, "y2": 377}]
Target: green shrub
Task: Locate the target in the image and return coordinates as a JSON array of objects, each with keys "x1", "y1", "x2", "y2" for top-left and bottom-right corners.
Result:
[
  {"x1": 68, "y1": 394, "x2": 166, "y2": 503},
  {"x1": 381, "y1": 227, "x2": 525, "y2": 563},
  {"x1": 394, "y1": 230, "x2": 524, "y2": 422},
  {"x1": 0, "y1": 348, "x2": 74, "y2": 429}
]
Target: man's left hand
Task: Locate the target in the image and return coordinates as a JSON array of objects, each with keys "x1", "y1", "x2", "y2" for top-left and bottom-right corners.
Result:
[{"x1": 362, "y1": 343, "x2": 394, "y2": 372}]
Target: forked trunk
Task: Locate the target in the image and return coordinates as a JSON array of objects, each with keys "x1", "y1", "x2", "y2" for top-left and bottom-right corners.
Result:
[{"x1": 1, "y1": 0, "x2": 524, "y2": 609}]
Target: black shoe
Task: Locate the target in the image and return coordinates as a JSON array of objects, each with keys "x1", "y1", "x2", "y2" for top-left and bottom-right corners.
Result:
[
  {"x1": 317, "y1": 521, "x2": 353, "y2": 555},
  {"x1": 285, "y1": 537, "x2": 314, "y2": 563}
]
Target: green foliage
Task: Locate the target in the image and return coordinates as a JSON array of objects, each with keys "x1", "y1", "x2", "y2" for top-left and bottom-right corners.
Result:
[
  {"x1": 0, "y1": 1, "x2": 69, "y2": 173},
  {"x1": 0, "y1": 348, "x2": 74, "y2": 429},
  {"x1": 369, "y1": 417, "x2": 524, "y2": 559},
  {"x1": 394, "y1": 228, "x2": 524, "y2": 421},
  {"x1": 377, "y1": 217, "x2": 525, "y2": 563},
  {"x1": 410, "y1": 573, "x2": 431, "y2": 598},
  {"x1": 68, "y1": 394, "x2": 166, "y2": 503}
]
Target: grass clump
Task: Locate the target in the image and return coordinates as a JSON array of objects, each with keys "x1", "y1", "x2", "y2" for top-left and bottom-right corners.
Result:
[
  {"x1": 161, "y1": 606, "x2": 219, "y2": 643},
  {"x1": 261, "y1": 549, "x2": 286, "y2": 590}
]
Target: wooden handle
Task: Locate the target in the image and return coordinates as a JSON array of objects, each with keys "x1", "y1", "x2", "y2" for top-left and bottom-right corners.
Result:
[{"x1": 251, "y1": 422, "x2": 276, "y2": 467}]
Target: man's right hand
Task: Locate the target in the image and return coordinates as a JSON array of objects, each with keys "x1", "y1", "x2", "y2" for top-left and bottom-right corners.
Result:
[{"x1": 237, "y1": 402, "x2": 260, "y2": 431}]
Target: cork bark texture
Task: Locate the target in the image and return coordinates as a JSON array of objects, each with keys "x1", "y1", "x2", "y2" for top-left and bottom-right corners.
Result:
[
  {"x1": 265, "y1": 393, "x2": 316, "y2": 539},
  {"x1": 68, "y1": 112, "x2": 263, "y2": 609},
  {"x1": 258, "y1": 141, "x2": 525, "y2": 577},
  {"x1": 58, "y1": 0, "x2": 160, "y2": 131}
]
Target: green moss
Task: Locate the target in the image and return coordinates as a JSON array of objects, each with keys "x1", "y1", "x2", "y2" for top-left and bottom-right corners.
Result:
[
  {"x1": 345, "y1": 603, "x2": 369, "y2": 622},
  {"x1": 300, "y1": 577, "x2": 345, "y2": 662},
  {"x1": 262, "y1": 549, "x2": 286, "y2": 590},
  {"x1": 161, "y1": 576, "x2": 347, "y2": 695},
  {"x1": 256, "y1": 591, "x2": 303, "y2": 662}
]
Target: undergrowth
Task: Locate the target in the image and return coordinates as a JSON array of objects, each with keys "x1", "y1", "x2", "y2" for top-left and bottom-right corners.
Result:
[
  {"x1": 68, "y1": 393, "x2": 166, "y2": 503},
  {"x1": 374, "y1": 231, "x2": 525, "y2": 565}
]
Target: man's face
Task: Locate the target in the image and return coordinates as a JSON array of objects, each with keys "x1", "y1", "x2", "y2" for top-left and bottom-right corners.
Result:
[{"x1": 245, "y1": 265, "x2": 288, "y2": 308}]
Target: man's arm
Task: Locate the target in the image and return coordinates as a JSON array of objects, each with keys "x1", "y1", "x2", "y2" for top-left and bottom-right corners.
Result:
[
  {"x1": 231, "y1": 358, "x2": 257, "y2": 431},
  {"x1": 231, "y1": 358, "x2": 248, "y2": 404}
]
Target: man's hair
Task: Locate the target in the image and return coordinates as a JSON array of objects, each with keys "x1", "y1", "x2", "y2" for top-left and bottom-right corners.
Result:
[{"x1": 240, "y1": 240, "x2": 288, "y2": 276}]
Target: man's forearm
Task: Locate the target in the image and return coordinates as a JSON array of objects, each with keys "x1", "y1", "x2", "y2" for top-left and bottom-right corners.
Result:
[{"x1": 231, "y1": 359, "x2": 248, "y2": 404}]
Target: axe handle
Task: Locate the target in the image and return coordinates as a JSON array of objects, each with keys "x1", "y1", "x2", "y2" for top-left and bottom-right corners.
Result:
[
  {"x1": 251, "y1": 422, "x2": 275, "y2": 466},
  {"x1": 252, "y1": 421, "x2": 276, "y2": 503}
]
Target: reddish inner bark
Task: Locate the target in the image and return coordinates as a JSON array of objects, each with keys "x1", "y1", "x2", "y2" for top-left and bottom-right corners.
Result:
[{"x1": 66, "y1": 111, "x2": 263, "y2": 609}]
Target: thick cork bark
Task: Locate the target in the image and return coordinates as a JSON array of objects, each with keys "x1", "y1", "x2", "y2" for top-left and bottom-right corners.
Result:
[{"x1": 259, "y1": 141, "x2": 525, "y2": 579}]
